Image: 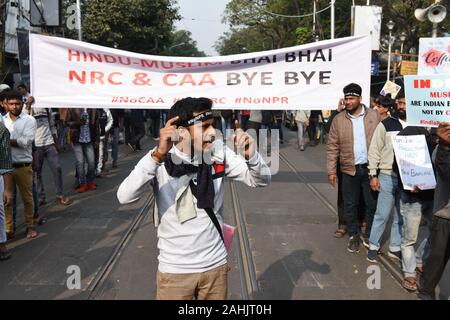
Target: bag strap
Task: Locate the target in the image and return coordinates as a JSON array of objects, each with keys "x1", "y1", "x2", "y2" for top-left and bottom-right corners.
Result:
[{"x1": 189, "y1": 180, "x2": 224, "y2": 242}]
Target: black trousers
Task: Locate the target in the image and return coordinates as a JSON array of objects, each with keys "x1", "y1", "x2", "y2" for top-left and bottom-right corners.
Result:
[
  {"x1": 341, "y1": 165, "x2": 377, "y2": 238},
  {"x1": 150, "y1": 116, "x2": 160, "y2": 138},
  {"x1": 420, "y1": 216, "x2": 450, "y2": 299},
  {"x1": 130, "y1": 122, "x2": 145, "y2": 149},
  {"x1": 337, "y1": 164, "x2": 368, "y2": 228},
  {"x1": 308, "y1": 118, "x2": 319, "y2": 143},
  {"x1": 241, "y1": 115, "x2": 250, "y2": 131}
]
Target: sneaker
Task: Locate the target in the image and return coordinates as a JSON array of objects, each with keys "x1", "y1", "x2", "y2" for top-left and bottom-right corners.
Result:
[
  {"x1": 367, "y1": 249, "x2": 378, "y2": 263},
  {"x1": 361, "y1": 237, "x2": 370, "y2": 249},
  {"x1": 86, "y1": 182, "x2": 97, "y2": 191},
  {"x1": 76, "y1": 184, "x2": 87, "y2": 193},
  {"x1": 0, "y1": 244, "x2": 12, "y2": 261},
  {"x1": 300, "y1": 145, "x2": 305, "y2": 151},
  {"x1": 388, "y1": 250, "x2": 402, "y2": 261},
  {"x1": 112, "y1": 161, "x2": 117, "y2": 168},
  {"x1": 347, "y1": 236, "x2": 360, "y2": 253}
]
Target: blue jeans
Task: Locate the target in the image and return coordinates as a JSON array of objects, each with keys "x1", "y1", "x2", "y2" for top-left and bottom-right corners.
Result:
[
  {"x1": 368, "y1": 174, "x2": 403, "y2": 252},
  {"x1": 271, "y1": 120, "x2": 284, "y2": 141},
  {"x1": 400, "y1": 191, "x2": 434, "y2": 278},
  {"x1": 58, "y1": 126, "x2": 67, "y2": 149},
  {"x1": 73, "y1": 142, "x2": 95, "y2": 185}
]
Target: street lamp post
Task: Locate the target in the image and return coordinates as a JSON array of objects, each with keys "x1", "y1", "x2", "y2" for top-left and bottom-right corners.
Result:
[
  {"x1": 330, "y1": 0, "x2": 335, "y2": 39},
  {"x1": 76, "y1": 0, "x2": 82, "y2": 41},
  {"x1": 386, "y1": 20, "x2": 395, "y2": 82},
  {"x1": 399, "y1": 32, "x2": 407, "y2": 54}
]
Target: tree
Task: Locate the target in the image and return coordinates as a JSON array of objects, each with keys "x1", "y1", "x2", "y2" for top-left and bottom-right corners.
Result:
[
  {"x1": 62, "y1": 0, "x2": 180, "y2": 54},
  {"x1": 215, "y1": 27, "x2": 274, "y2": 55},
  {"x1": 162, "y1": 30, "x2": 206, "y2": 57},
  {"x1": 216, "y1": 0, "x2": 450, "y2": 55}
]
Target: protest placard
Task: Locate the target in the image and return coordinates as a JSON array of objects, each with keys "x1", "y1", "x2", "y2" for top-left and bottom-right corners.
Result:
[
  {"x1": 418, "y1": 37, "x2": 450, "y2": 75},
  {"x1": 29, "y1": 34, "x2": 371, "y2": 109},
  {"x1": 400, "y1": 60, "x2": 418, "y2": 76},
  {"x1": 404, "y1": 74, "x2": 450, "y2": 127},
  {"x1": 380, "y1": 80, "x2": 401, "y2": 98},
  {"x1": 391, "y1": 135, "x2": 436, "y2": 191}
]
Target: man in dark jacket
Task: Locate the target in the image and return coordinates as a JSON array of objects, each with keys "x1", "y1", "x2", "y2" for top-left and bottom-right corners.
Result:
[{"x1": 419, "y1": 122, "x2": 450, "y2": 299}]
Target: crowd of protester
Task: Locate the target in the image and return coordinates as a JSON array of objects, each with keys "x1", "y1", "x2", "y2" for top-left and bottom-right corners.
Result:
[
  {"x1": 0, "y1": 83, "x2": 176, "y2": 260},
  {"x1": 0, "y1": 80, "x2": 449, "y2": 300},
  {"x1": 325, "y1": 82, "x2": 450, "y2": 299}
]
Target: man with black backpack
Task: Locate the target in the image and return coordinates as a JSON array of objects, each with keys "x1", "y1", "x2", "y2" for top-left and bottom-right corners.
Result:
[{"x1": 117, "y1": 97, "x2": 270, "y2": 300}]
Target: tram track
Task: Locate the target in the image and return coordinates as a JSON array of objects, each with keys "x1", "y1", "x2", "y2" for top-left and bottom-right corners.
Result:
[
  {"x1": 278, "y1": 150, "x2": 405, "y2": 287},
  {"x1": 87, "y1": 194, "x2": 154, "y2": 300},
  {"x1": 228, "y1": 180, "x2": 259, "y2": 300}
]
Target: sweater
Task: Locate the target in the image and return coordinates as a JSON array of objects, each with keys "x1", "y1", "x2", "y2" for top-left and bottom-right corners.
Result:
[{"x1": 368, "y1": 116, "x2": 404, "y2": 177}]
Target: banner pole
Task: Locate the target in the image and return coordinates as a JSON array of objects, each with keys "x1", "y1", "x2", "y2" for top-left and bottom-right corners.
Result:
[{"x1": 76, "y1": 0, "x2": 82, "y2": 41}]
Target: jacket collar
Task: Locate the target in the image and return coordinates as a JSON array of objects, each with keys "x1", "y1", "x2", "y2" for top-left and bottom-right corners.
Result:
[{"x1": 344, "y1": 104, "x2": 367, "y2": 120}]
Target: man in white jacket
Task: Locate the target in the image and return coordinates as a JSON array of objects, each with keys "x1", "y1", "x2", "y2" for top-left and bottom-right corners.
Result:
[{"x1": 117, "y1": 97, "x2": 271, "y2": 300}]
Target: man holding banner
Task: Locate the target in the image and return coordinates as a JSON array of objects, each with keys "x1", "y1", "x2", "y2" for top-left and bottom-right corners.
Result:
[
  {"x1": 393, "y1": 123, "x2": 436, "y2": 292},
  {"x1": 419, "y1": 123, "x2": 450, "y2": 299},
  {"x1": 366, "y1": 93, "x2": 406, "y2": 263}
]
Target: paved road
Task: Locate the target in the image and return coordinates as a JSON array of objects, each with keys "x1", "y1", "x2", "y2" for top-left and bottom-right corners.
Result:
[
  {"x1": 1, "y1": 129, "x2": 448, "y2": 299},
  {"x1": 0, "y1": 136, "x2": 154, "y2": 299}
]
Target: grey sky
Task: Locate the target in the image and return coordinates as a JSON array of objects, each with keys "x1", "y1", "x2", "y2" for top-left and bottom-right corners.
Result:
[{"x1": 174, "y1": 0, "x2": 230, "y2": 56}]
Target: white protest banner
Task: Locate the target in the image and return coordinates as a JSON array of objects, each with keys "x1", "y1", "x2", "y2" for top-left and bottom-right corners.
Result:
[
  {"x1": 418, "y1": 37, "x2": 450, "y2": 75},
  {"x1": 391, "y1": 135, "x2": 436, "y2": 191},
  {"x1": 404, "y1": 74, "x2": 450, "y2": 127},
  {"x1": 29, "y1": 34, "x2": 371, "y2": 109}
]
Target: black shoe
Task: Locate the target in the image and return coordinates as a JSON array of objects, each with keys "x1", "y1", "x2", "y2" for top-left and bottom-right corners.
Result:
[
  {"x1": 0, "y1": 246, "x2": 12, "y2": 261},
  {"x1": 367, "y1": 249, "x2": 378, "y2": 263},
  {"x1": 417, "y1": 289, "x2": 435, "y2": 300},
  {"x1": 347, "y1": 236, "x2": 360, "y2": 253}
]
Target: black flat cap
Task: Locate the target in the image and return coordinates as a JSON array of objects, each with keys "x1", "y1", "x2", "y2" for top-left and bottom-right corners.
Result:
[{"x1": 343, "y1": 83, "x2": 362, "y2": 97}]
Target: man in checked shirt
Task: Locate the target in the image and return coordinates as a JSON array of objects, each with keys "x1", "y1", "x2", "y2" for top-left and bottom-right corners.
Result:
[{"x1": 0, "y1": 114, "x2": 14, "y2": 260}]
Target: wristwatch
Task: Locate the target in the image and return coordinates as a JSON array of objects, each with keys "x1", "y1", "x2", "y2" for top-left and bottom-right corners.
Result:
[
  {"x1": 369, "y1": 174, "x2": 377, "y2": 179},
  {"x1": 151, "y1": 149, "x2": 166, "y2": 163}
]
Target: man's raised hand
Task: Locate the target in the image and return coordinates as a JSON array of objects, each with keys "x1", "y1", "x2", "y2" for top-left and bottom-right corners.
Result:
[
  {"x1": 152, "y1": 116, "x2": 179, "y2": 161},
  {"x1": 234, "y1": 119, "x2": 255, "y2": 160}
]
